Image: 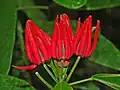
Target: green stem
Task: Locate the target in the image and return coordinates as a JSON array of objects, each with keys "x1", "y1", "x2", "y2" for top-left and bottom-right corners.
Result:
[
  {"x1": 17, "y1": 6, "x2": 49, "y2": 10},
  {"x1": 66, "y1": 56, "x2": 81, "y2": 82},
  {"x1": 35, "y1": 72, "x2": 53, "y2": 89},
  {"x1": 59, "y1": 60, "x2": 64, "y2": 82},
  {"x1": 43, "y1": 64, "x2": 57, "y2": 83},
  {"x1": 58, "y1": 66, "x2": 62, "y2": 81},
  {"x1": 69, "y1": 78, "x2": 92, "y2": 86},
  {"x1": 62, "y1": 67, "x2": 68, "y2": 81},
  {"x1": 50, "y1": 60, "x2": 59, "y2": 81}
]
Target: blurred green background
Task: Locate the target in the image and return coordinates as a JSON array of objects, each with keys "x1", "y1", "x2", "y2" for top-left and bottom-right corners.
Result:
[{"x1": 1, "y1": 0, "x2": 120, "y2": 90}]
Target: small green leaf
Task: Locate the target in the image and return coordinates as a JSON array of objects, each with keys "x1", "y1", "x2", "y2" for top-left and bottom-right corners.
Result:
[
  {"x1": 52, "y1": 81, "x2": 73, "y2": 90},
  {"x1": 89, "y1": 35, "x2": 120, "y2": 71},
  {"x1": 85, "y1": 83, "x2": 100, "y2": 90},
  {"x1": 84, "y1": 0, "x2": 120, "y2": 10},
  {"x1": 92, "y1": 74, "x2": 120, "y2": 90},
  {"x1": 0, "y1": 74, "x2": 35, "y2": 90},
  {"x1": 0, "y1": 0, "x2": 17, "y2": 74},
  {"x1": 53, "y1": 0, "x2": 87, "y2": 9}
]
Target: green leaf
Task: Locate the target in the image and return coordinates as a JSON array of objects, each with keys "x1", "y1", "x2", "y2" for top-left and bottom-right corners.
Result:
[
  {"x1": 92, "y1": 74, "x2": 120, "y2": 90},
  {"x1": 73, "y1": 83, "x2": 100, "y2": 90},
  {"x1": 85, "y1": 83, "x2": 100, "y2": 90},
  {"x1": 0, "y1": 0, "x2": 17, "y2": 74},
  {"x1": 0, "y1": 74, "x2": 35, "y2": 90},
  {"x1": 18, "y1": 0, "x2": 47, "y2": 20},
  {"x1": 84, "y1": 0, "x2": 120, "y2": 10},
  {"x1": 52, "y1": 81, "x2": 73, "y2": 90},
  {"x1": 53, "y1": 0, "x2": 87, "y2": 9},
  {"x1": 89, "y1": 35, "x2": 120, "y2": 71}
]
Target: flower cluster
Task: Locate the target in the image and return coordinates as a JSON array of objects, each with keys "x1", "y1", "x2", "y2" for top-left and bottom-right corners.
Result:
[{"x1": 13, "y1": 14, "x2": 100, "y2": 70}]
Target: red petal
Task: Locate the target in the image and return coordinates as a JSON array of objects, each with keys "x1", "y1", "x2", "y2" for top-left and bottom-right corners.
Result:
[
  {"x1": 74, "y1": 29, "x2": 82, "y2": 55},
  {"x1": 63, "y1": 14, "x2": 71, "y2": 26},
  {"x1": 60, "y1": 15, "x2": 65, "y2": 40},
  {"x1": 35, "y1": 36, "x2": 48, "y2": 62},
  {"x1": 57, "y1": 16, "x2": 63, "y2": 59},
  {"x1": 57, "y1": 40, "x2": 62, "y2": 59},
  {"x1": 87, "y1": 20, "x2": 100, "y2": 56},
  {"x1": 64, "y1": 16, "x2": 74, "y2": 58},
  {"x1": 63, "y1": 14, "x2": 74, "y2": 40},
  {"x1": 25, "y1": 26, "x2": 34, "y2": 63},
  {"x1": 65, "y1": 32, "x2": 72, "y2": 59},
  {"x1": 25, "y1": 20, "x2": 51, "y2": 64},
  {"x1": 64, "y1": 39, "x2": 70, "y2": 59},
  {"x1": 40, "y1": 30, "x2": 51, "y2": 60},
  {"x1": 52, "y1": 14, "x2": 73, "y2": 60},
  {"x1": 62, "y1": 14, "x2": 73, "y2": 59},
  {"x1": 25, "y1": 20, "x2": 41, "y2": 64},
  {"x1": 12, "y1": 64, "x2": 37, "y2": 70},
  {"x1": 84, "y1": 15, "x2": 92, "y2": 56},
  {"x1": 77, "y1": 18, "x2": 89, "y2": 56},
  {"x1": 74, "y1": 18, "x2": 85, "y2": 54},
  {"x1": 52, "y1": 17, "x2": 59, "y2": 59},
  {"x1": 75, "y1": 18, "x2": 88, "y2": 55}
]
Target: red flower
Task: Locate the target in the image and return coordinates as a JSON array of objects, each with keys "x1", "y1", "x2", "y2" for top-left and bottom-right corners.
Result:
[
  {"x1": 74, "y1": 15, "x2": 100, "y2": 57},
  {"x1": 13, "y1": 20, "x2": 51, "y2": 70},
  {"x1": 51, "y1": 14, "x2": 74, "y2": 61}
]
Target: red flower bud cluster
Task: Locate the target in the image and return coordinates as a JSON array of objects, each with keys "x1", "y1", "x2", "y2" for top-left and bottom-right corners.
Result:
[{"x1": 13, "y1": 14, "x2": 100, "y2": 70}]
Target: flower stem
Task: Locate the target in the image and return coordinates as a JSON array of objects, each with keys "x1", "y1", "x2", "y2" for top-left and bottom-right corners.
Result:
[
  {"x1": 17, "y1": 6, "x2": 49, "y2": 10},
  {"x1": 59, "y1": 60, "x2": 65, "y2": 82},
  {"x1": 35, "y1": 72, "x2": 53, "y2": 89},
  {"x1": 69, "y1": 78, "x2": 92, "y2": 86},
  {"x1": 62, "y1": 67, "x2": 68, "y2": 80},
  {"x1": 58, "y1": 66, "x2": 62, "y2": 81},
  {"x1": 43, "y1": 64, "x2": 57, "y2": 83},
  {"x1": 66, "y1": 56, "x2": 81, "y2": 82}
]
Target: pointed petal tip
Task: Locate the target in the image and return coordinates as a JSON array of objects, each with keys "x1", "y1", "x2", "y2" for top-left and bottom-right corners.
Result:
[
  {"x1": 25, "y1": 19, "x2": 35, "y2": 28},
  {"x1": 77, "y1": 18, "x2": 81, "y2": 26},
  {"x1": 55, "y1": 16, "x2": 59, "y2": 23},
  {"x1": 12, "y1": 64, "x2": 37, "y2": 70},
  {"x1": 63, "y1": 13, "x2": 67, "y2": 16},
  {"x1": 87, "y1": 15, "x2": 92, "y2": 22},
  {"x1": 77, "y1": 18, "x2": 81, "y2": 24},
  {"x1": 63, "y1": 14, "x2": 69, "y2": 19},
  {"x1": 26, "y1": 19, "x2": 33, "y2": 24},
  {"x1": 96, "y1": 20, "x2": 101, "y2": 30},
  {"x1": 97, "y1": 20, "x2": 100, "y2": 24},
  {"x1": 88, "y1": 15, "x2": 92, "y2": 18}
]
